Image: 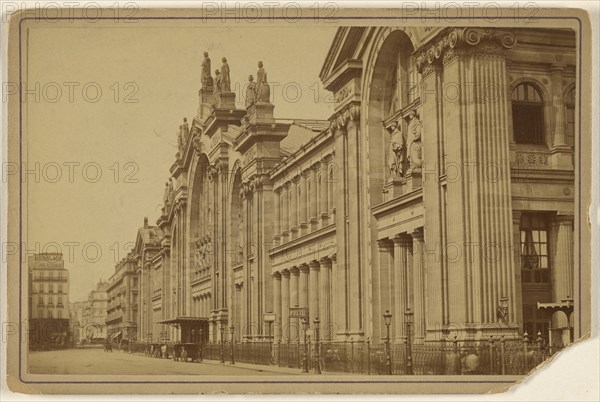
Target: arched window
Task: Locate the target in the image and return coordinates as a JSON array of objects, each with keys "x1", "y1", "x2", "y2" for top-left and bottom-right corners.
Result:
[
  {"x1": 565, "y1": 86, "x2": 576, "y2": 148},
  {"x1": 512, "y1": 82, "x2": 545, "y2": 145}
]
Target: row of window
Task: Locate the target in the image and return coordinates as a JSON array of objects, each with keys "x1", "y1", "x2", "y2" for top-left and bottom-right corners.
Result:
[
  {"x1": 33, "y1": 283, "x2": 64, "y2": 293},
  {"x1": 37, "y1": 295, "x2": 65, "y2": 306},
  {"x1": 36, "y1": 308, "x2": 63, "y2": 319},
  {"x1": 33, "y1": 270, "x2": 67, "y2": 280},
  {"x1": 512, "y1": 83, "x2": 576, "y2": 146}
]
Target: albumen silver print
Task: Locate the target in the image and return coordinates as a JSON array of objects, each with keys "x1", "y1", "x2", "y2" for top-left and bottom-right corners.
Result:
[{"x1": 3, "y1": 4, "x2": 595, "y2": 396}]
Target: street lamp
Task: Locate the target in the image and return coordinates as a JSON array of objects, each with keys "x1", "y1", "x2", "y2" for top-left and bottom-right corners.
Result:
[
  {"x1": 404, "y1": 308, "x2": 414, "y2": 375},
  {"x1": 383, "y1": 310, "x2": 392, "y2": 375},
  {"x1": 229, "y1": 325, "x2": 235, "y2": 365},
  {"x1": 301, "y1": 318, "x2": 309, "y2": 373},
  {"x1": 313, "y1": 317, "x2": 321, "y2": 374},
  {"x1": 219, "y1": 323, "x2": 225, "y2": 363}
]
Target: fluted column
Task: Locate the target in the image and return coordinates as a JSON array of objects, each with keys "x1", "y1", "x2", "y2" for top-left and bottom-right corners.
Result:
[
  {"x1": 273, "y1": 272, "x2": 282, "y2": 341},
  {"x1": 393, "y1": 235, "x2": 411, "y2": 341},
  {"x1": 551, "y1": 64, "x2": 566, "y2": 147},
  {"x1": 412, "y1": 229, "x2": 426, "y2": 341},
  {"x1": 308, "y1": 260, "x2": 320, "y2": 326},
  {"x1": 281, "y1": 270, "x2": 290, "y2": 341},
  {"x1": 290, "y1": 177, "x2": 299, "y2": 238},
  {"x1": 281, "y1": 183, "x2": 289, "y2": 241},
  {"x1": 310, "y1": 163, "x2": 319, "y2": 230},
  {"x1": 289, "y1": 267, "x2": 299, "y2": 341},
  {"x1": 273, "y1": 188, "x2": 281, "y2": 243},
  {"x1": 318, "y1": 257, "x2": 332, "y2": 340},
  {"x1": 300, "y1": 171, "x2": 309, "y2": 234},
  {"x1": 551, "y1": 214, "x2": 574, "y2": 345},
  {"x1": 299, "y1": 264, "x2": 308, "y2": 309},
  {"x1": 319, "y1": 161, "x2": 329, "y2": 227}
]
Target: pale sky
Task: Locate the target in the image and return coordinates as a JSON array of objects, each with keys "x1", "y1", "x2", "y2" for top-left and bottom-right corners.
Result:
[{"x1": 26, "y1": 25, "x2": 337, "y2": 301}]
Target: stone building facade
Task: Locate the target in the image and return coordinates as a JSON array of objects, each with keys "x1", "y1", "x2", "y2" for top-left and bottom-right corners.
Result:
[
  {"x1": 106, "y1": 251, "x2": 139, "y2": 342},
  {"x1": 132, "y1": 27, "x2": 576, "y2": 348}
]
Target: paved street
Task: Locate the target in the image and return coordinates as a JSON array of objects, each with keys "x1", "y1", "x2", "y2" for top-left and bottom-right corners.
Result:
[{"x1": 29, "y1": 347, "x2": 299, "y2": 375}]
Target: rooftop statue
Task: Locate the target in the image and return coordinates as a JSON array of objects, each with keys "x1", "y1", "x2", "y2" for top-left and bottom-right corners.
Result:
[
  {"x1": 201, "y1": 52, "x2": 213, "y2": 88},
  {"x1": 213, "y1": 69, "x2": 222, "y2": 95},
  {"x1": 245, "y1": 75, "x2": 257, "y2": 108},
  {"x1": 387, "y1": 120, "x2": 405, "y2": 178},
  {"x1": 221, "y1": 57, "x2": 231, "y2": 92},
  {"x1": 256, "y1": 61, "x2": 270, "y2": 103}
]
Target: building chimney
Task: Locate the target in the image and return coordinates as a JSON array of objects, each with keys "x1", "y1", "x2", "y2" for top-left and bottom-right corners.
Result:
[{"x1": 144, "y1": 217, "x2": 148, "y2": 228}]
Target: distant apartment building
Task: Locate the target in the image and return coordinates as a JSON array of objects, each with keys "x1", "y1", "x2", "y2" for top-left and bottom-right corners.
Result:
[
  {"x1": 28, "y1": 253, "x2": 70, "y2": 349},
  {"x1": 106, "y1": 254, "x2": 139, "y2": 343},
  {"x1": 69, "y1": 279, "x2": 109, "y2": 343}
]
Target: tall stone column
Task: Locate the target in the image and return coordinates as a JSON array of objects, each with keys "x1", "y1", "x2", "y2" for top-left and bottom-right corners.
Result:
[
  {"x1": 512, "y1": 211, "x2": 523, "y2": 332},
  {"x1": 550, "y1": 64, "x2": 566, "y2": 147},
  {"x1": 299, "y1": 264, "x2": 309, "y2": 309},
  {"x1": 393, "y1": 235, "x2": 411, "y2": 341},
  {"x1": 310, "y1": 164, "x2": 319, "y2": 229},
  {"x1": 281, "y1": 270, "x2": 290, "y2": 340},
  {"x1": 308, "y1": 261, "x2": 320, "y2": 325},
  {"x1": 374, "y1": 239, "x2": 393, "y2": 341},
  {"x1": 273, "y1": 188, "x2": 281, "y2": 243},
  {"x1": 346, "y1": 111, "x2": 363, "y2": 336},
  {"x1": 300, "y1": 171, "x2": 309, "y2": 234},
  {"x1": 551, "y1": 214, "x2": 574, "y2": 345},
  {"x1": 290, "y1": 177, "x2": 299, "y2": 238},
  {"x1": 318, "y1": 257, "x2": 332, "y2": 339},
  {"x1": 412, "y1": 229, "x2": 426, "y2": 342},
  {"x1": 281, "y1": 183, "x2": 289, "y2": 241},
  {"x1": 319, "y1": 161, "x2": 329, "y2": 227},
  {"x1": 289, "y1": 267, "x2": 299, "y2": 341},
  {"x1": 331, "y1": 121, "x2": 348, "y2": 336},
  {"x1": 418, "y1": 28, "x2": 518, "y2": 337},
  {"x1": 273, "y1": 272, "x2": 282, "y2": 341}
]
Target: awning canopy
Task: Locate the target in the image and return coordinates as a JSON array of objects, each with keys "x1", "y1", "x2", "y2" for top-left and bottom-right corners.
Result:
[
  {"x1": 111, "y1": 331, "x2": 122, "y2": 339},
  {"x1": 158, "y1": 316, "x2": 209, "y2": 325},
  {"x1": 537, "y1": 299, "x2": 574, "y2": 316}
]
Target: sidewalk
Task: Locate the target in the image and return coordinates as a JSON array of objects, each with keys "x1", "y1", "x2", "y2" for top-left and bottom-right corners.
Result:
[{"x1": 190, "y1": 358, "x2": 313, "y2": 375}]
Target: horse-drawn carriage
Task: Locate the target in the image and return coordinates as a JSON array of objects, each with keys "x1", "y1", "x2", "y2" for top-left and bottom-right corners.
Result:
[
  {"x1": 104, "y1": 340, "x2": 113, "y2": 352},
  {"x1": 173, "y1": 343, "x2": 202, "y2": 362},
  {"x1": 145, "y1": 343, "x2": 162, "y2": 358}
]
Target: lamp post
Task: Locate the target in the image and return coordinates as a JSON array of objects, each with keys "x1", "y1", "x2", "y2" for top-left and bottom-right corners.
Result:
[
  {"x1": 404, "y1": 308, "x2": 414, "y2": 375},
  {"x1": 301, "y1": 318, "x2": 309, "y2": 373},
  {"x1": 383, "y1": 310, "x2": 392, "y2": 375},
  {"x1": 313, "y1": 317, "x2": 321, "y2": 374},
  {"x1": 229, "y1": 325, "x2": 235, "y2": 365},
  {"x1": 219, "y1": 323, "x2": 225, "y2": 363}
]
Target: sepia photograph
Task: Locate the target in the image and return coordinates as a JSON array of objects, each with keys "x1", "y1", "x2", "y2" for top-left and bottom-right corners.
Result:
[{"x1": 3, "y1": 4, "x2": 595, "y2": 396}]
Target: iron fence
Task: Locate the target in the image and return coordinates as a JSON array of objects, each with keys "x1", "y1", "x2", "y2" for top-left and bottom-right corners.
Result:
[{"x1": 126, "y1": 336, "x2": 553, "y2": 375}]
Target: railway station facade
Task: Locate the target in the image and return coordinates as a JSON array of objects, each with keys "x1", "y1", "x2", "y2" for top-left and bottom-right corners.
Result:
[{"x1": 116, "y1": 27, "x2": 577, "y2": 349}]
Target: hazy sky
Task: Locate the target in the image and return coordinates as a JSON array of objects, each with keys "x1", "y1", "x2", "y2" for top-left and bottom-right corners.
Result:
[{"x1": 26, "y1": 25, "x2": 337, "y2": 301}]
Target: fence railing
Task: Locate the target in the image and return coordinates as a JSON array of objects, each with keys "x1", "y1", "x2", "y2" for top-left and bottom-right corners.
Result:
[{"x1": 125, "y1": 336, "x2": 554, "y2": 375}]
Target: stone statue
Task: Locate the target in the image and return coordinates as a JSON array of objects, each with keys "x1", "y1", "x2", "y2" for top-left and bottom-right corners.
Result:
[
  {"x1": 163, "y1": 181, "x2": 170, "y2": 207},
  {"x1": 406, "y1": 110, "x2": 422, "y2": 173},
  {"x1": 256, "y1": 61, "x2": 270, "y2": 103},
  {"x1": 182, "y1": 117, "x2": 189, "y2": 141},
  {"x1": 213, "y1": 69, "x2": 222, "y2": 95},
  {"x1": 387, "y1": 120, "x2": 405, "y2": 178},
  {"x1": 245, "y1": 75, "x2": 257, "y2": 108},
  {"x1": 177, "y1": 126, "x2": 184, "y2": 157},
  {"x1": 220, "y1": 57, "x2": 231, "y2": 92},
  {"x1": 201, "y1": 52, "x2": 213, "y2": 88}
]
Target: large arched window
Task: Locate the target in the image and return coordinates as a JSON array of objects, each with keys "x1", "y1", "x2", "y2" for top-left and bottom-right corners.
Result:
[
  {"x1": 565, "y1": 86, "x2": 576, "y2": 148},
  {"x1": 512, "y1": 82, "x2": 545, "y2": 145}
]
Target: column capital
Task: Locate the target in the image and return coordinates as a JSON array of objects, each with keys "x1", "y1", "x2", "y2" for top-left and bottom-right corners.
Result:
[
  {"x1": 551, "y1": 213, "x2": 574, "y2": 227},
  {"x1": 281, "y1": 269, "x2": 290, "y2": 278},
  {"x1": 412, "y1": 227, "x2": 424, "y2": 241},
  {"x1": 298, "y1": 264, "x2": 309, "y2": 273},
  {"x1": 319, "y1": 256, "x2": 333, "y2": 267},
  {"x1": 272, "y1": 271, "x2": 282, "y2": 280},
  {"x1": 309, "y1": 260, "x2": 320, "y2": 270},
  {"x1": 392, "y1": 233, "x2": 412, "y2": 246},
  {"x1": 416, "y1": 27, "x2": 516, "y2": 72},
  {"x1": 377, "y1": 238, "x2": 393, "y2": 251},
  {"x1": 290, "y1": 266, "x2": 300, "y2": 275}
]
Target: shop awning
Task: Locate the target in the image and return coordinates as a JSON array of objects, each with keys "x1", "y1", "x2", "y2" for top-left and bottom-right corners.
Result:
[
  {"x1": 157, "y1": 316, "x2": 209, "y2": 325},
  {"x1": 110, "y1": 331, "x2": 122, "y2": 339}
]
